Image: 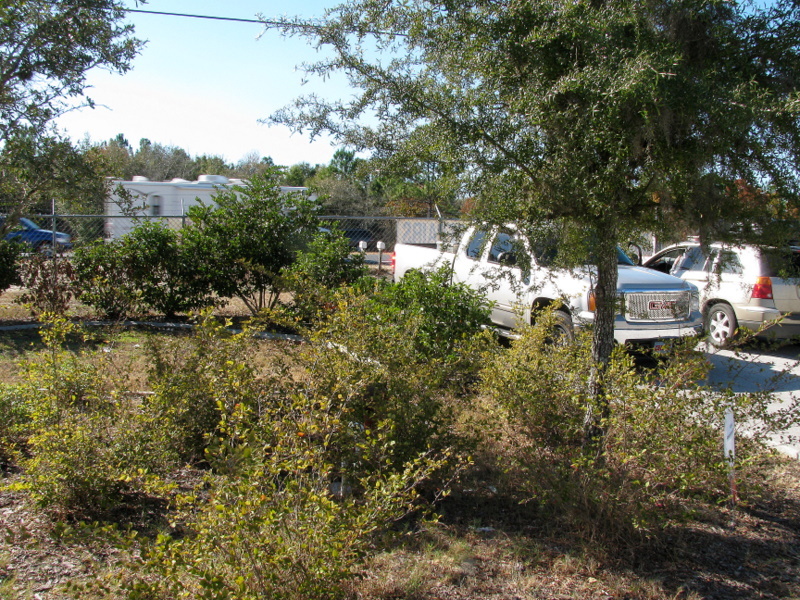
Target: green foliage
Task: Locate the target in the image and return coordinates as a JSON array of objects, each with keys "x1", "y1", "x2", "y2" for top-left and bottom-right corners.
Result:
[
  {"x1": 0, "y1": 239, "x2": 22, "y2": 293},
  {"x1": 0, "y1": 1, "x2": 140, "y2": 144},
  {"x1": 73, "y1": 238, "x2": 141, "y2": 319},
  {"x1": 73, "y1": 222, "x2": 213, "y2": 319},
  {"x1": 0, "y1": 382, "x2": 32, "y2": 468},
  {"x1": 124, "y1": 391, "x2": 445, "y2": 600},
  {"x1": 274, "y1": 0, "x2": 800, "y2": 365},
  {"x1": 283, "y1": 227, "x2": 369, "y2": 324},
  {"x1": 16, "y1": 253, "x2": 76, "y2": 316},
  {"x1": 114, "y1": 221, "x2": 213, "y2": 317},
  {"x1": 377, "y1": 268, "x2": 493, "y2": 364},
  {"x1": 0, "y1": 136, "x2": 111, "y2": 217},
  {"x1": 184, "y1": 168, "x2": 320, "y2": 315},
  {"x1": 0, "y1": 1, "x2": 140, "y2": 216},
  {"x1": 24, "y1": 413, "x2": 129, "y2": 516},
  {"x1": 9, "y1": 317, "x2": 137, "y2": 516},
  {"x1": 304, "y1": 268, "x2": 494, "y2": 467},
  {"x1": 282, "y1": 161, "x2": 318, "y2": 187},
  {"x1": 477, "y1": 320, "x2": 795, "y2": 540},
  {"x1": 142, "y1": 314, "x2": 266, "y2": 465}
]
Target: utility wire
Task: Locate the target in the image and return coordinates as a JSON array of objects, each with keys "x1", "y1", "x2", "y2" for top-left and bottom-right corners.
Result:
[
  {"x1": 42, "y1": 3, "x2": 318, "y2": 30},
  {"x1": 124, "y1": 8, "x2": 322, "y2": 31},
  {"x1": 45, "y1": 2, "x2": 399, "y2": 36},
  {"x1": 125, "y1": 8, "x2": 264, "y2": 25}
]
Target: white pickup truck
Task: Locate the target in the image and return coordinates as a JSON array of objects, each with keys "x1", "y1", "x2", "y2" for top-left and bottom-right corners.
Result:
[{"x1": 392, "y1": 224, "x2": 703, "y2": 346}]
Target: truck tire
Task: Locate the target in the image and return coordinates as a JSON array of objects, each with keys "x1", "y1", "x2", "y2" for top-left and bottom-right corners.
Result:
[
  {"x1": 551, "y1": 309, "x2": 575, "y2": 344},
  {"x1": 705, "y1": 302, "x2": 737, "y2": 348}
]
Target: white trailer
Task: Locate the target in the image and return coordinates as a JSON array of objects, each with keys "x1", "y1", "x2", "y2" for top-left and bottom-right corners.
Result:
[{"x1": 105, "y1": 175, "x2": 308, "y2": 239}]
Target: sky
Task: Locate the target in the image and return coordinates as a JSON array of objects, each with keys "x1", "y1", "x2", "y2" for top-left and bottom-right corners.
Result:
[{"x1": 55, "y1": 0, "x2": 349, "y2": 168}]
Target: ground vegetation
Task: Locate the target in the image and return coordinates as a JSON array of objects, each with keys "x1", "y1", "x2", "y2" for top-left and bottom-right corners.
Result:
[{"x1": 0, "y1": 265, "x2": 798, "y2": 599}]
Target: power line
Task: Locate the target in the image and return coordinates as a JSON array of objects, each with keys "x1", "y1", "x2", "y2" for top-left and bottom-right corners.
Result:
[
  {"x1": 45, "y1": 3, "x2": 307, "y2": 28},
  {"x1": 46, "y1": 3, "x2": 392, "y2": 36},
  {"x1": 125, "y1": 8, "x2": 265, "y2": 25},
  {"x1": 124, "y1": 8, "x2": 323, "y2": 32}
]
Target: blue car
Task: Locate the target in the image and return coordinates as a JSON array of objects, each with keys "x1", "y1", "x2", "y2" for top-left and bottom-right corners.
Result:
[{"x1": 1, "y1": 217, "x2": 72, "y2": 252}]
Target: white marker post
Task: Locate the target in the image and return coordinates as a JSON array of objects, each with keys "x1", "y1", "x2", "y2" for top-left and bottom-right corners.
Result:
[
  {"x1": 377, "y1": 241, "x2": 386, "y2": 273},
  {"x1": 724, "y1": 405, "x2": 738, "y2": 506}
]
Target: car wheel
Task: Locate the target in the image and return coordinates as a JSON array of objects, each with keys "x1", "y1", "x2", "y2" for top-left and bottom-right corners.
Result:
[
  {"x1": 705, "y1": 303, "x2": 737, "y2": 348},
  {"x1": 549, "y1": 309, "x2": 575, "y2": 345}
]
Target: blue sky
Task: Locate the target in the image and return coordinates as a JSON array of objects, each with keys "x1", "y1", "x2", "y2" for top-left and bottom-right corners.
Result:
[{"x1": 56, "y1": 1, "x2": 348, "y2": 167}]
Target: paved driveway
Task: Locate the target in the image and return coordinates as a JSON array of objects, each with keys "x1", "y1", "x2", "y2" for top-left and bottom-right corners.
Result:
[{"x1": 703, "y1": 342, "x2": 800, "y2": 459}]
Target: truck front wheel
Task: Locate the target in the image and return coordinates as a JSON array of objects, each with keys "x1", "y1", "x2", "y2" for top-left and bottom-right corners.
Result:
[{"x1": 550, "y1": 310, "x2": 575, "y2": 344}]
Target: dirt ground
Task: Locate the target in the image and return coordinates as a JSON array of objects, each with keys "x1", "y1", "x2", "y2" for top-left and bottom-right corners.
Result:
[{"x1": 0, "y1": 459, "x2": 797, "y2": 599}]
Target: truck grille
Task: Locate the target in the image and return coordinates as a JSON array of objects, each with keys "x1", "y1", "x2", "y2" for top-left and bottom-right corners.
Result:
[{"x1": 624, "y1": 291, "x2": 691, "y2": 322}]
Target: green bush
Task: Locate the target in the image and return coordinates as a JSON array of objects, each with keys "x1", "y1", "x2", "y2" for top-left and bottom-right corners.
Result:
[
  {"x1": 303, "y1": 267, "x2": 494, "y2": 468},
  {"x1": 5, "y1": 308, "x2": 454, "y2": 597},
  {"x1": 283, "y1": 227, "x2": 368, "y2": 324},
  {"x1": 9, "y1": 317, "x2": 143, "y2": 516},
  {"x1": 24, "y1": 413, "x2": 130, "y2": 516},
  {"x1": 117, "y1": 221, "x2": 213, "y2": 318},
  {"x1": 73, "y1": 222, "x2": 213, "y2": 319},
  {"x1": 40, "y1": 312, "x2": 453, "y2": 600},
  {"x1": 142, "y1": 313, "x2": 266, "y2": 465},
  {"x1": 0, "y1": 239, "x2": 22, "y2": 293},
  {"x1": 477, "y1": 318, "x2": 796, "y2": 540},
  {"x1": 0, "y1": 384, "x2": 32, "y2": 468},
  {"x1": 121, "y1": 372, "x2": 446, "y2": 600},
  {"x1": 73, "y1": 238, "x2": 141, "y2": 319},
  {"x1": 182, "y1": 168, "x2": 320, "y2": 315}
]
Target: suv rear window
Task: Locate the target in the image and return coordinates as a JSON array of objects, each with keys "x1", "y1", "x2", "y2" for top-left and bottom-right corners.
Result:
[{"x1": 762, "y1": 248, "x2": 800, "y2": 278}]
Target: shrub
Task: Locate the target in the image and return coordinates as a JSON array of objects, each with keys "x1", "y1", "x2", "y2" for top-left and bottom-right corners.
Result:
[
  {"x1": 283, "y1": 227, "x2": 368, "y2": 324},
  {"x1": 116, "y1": 221, "x2": 213, "y2": 318},
  {"x1": 121, "y1": 372, "x2": 447, "y2": 600},
  {"x1": 73, "y1": 222, "x2": 213, "y2": 319},
  {"x1": 182, "y1": 168, "x2": 320, "y2": 315},
  {"x1": 0, "y1": 384, "x2": 32, "y2": 469},
  {"x1": 142, "y1": 313, "x2": 267, "y2": 465},
  {"x1": 16, "y1": 253, "x2": 76, "y2": 315},
  {"x1": 477, "y1": 318, "x2": 798, "y2": 541},
  {"x1": 50, "y1": 311, "x2": 454, "y2": 600},
  {"x1": 303, "y1": 267, "x2": 495, "y2": 468},
  {"x1": 10, "y1": 317, "x2": 142, "y2": 516},
  {"x1": 23, "y1": 413, "x2": 130, "y2": 516},
  {"x1": 0, "y1": 239, "x2": 22, "y2": 293},
  {"x1": 73, "y1": 238, "x2": 141, "y2": 319}
]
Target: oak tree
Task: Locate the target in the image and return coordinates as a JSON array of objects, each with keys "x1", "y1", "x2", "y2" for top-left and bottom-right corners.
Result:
[{"x1": 272, "y1": 0, "x2": 800, "y2": 447}]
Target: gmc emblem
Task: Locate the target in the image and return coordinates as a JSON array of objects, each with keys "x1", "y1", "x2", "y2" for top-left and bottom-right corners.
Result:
[{"x1": 649, "y1": 300, "x2": 677, "y2": 311}]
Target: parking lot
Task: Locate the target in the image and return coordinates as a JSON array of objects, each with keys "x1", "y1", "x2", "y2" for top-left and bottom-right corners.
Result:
[{"x1": 704, "y1": 342, "x2": 800, "y2": 459}]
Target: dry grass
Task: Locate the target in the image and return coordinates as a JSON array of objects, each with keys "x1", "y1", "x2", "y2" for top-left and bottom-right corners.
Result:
[{"x1": 344, "y1": 456, "x2": 800, "y2": 600}]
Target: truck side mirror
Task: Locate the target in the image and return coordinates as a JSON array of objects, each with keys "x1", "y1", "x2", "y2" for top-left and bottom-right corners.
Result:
[
  {"x1": 497, "y1": 251, "x2": 517, "y2": 266},
  {"x1": 627, "y1": 243, "x2": 643, "y2": 265}
]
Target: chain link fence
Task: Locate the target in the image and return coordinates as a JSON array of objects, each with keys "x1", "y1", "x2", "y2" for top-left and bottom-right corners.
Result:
[{"x1": 10, "y1": 214, "x2": 456, "y2": 252}]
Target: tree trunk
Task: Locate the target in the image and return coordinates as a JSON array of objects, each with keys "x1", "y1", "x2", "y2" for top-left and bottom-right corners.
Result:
[{"x1": 583, "y1": 225, "x2": 619, "y2": 459}]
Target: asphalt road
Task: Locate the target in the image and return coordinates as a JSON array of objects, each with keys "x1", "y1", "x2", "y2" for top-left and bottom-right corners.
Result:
[{"x1": 703, "y1": 342, "x2": 800, "y2": 460}]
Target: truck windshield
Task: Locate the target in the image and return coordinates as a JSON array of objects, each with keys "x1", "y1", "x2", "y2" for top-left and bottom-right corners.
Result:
[
  {"x1": 617, "y1": 247, "x2": 635, "y2": 266},
  {"x1": 535, "y1": 242, "x2": 635, "y2": 267}
]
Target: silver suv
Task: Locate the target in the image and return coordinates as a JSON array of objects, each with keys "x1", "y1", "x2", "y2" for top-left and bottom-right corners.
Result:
[{"x1": 644, "y1": 241, "x2": 800, "y2": 347}]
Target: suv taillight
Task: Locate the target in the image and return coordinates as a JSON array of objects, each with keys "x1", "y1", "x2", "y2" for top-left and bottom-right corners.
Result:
[
  {"x1": 752, "y1": 276, "x2": 773, "y2": 300},
  {"x1": 390, "y1": 252, "x2": 396, "y2": 273}
]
